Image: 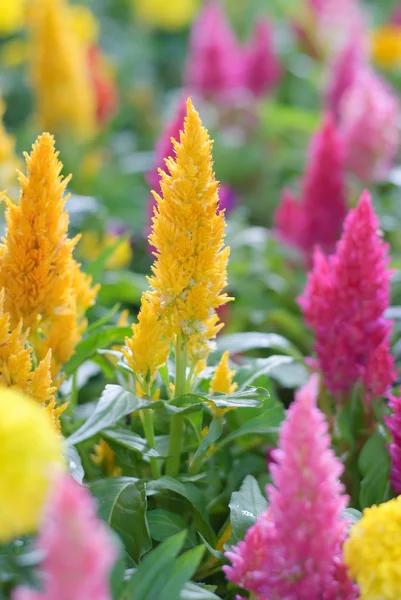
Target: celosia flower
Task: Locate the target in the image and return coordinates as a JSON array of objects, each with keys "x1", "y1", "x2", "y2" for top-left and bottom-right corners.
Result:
[
  {"x1": 0, "y1": 94, "x2": 21, "y2": 197},
  {"x1": 325, "y1": 38, "x2": 364, "y2": 117},
  {"x1": 243, "y1": 20, "x2": 281, "y2": 98},
  {"x1": 371, "y1": 25, "x2": 401, "y2": 69},
  {"x1": 298, "y1": 191, "x2": 395, "y2": 399},
  {"x1": 123, "y1": 291, "x2": 171, "y2": 394},
  {"x1": 184, "y1": 1, "x2": 243, "y2": 99},
  {"x1": 344, "y1": 496, "x2": 401, "y2": 600},
  {"x1": 132, "y1": 0, "x2": 201, "y2": 31},
  {"x1": 0, "y1": 387, "x2": 63, "y2": 542},
  {"x1": 148, "y1": 98, "x2": 231, "y2": 364},
  {"x1": 274, "y1": 113, "x2": 346, "y2": 260},
  {"x1": 339, "y1": 68, "x2": 399, "y2": 181},
  {"x1": 87, "y1": 45, "x2": 118, "y2": 126},
  {"x1": 210, "y1": 351, "x2": 237, "y2": 395},
  {"x1": 29, "y1": 0, "x2": 96, "y2": 138},
  {"x1": 12, "y1": 474, "x2": 118, "y2": 600},
  {"x1": 385, "y1": 392, "x2": 401, "y2": 495},
  {"x1": 224, "y1": 375, "x2": 356, "y2": 599},
  {"x1": 0, "y1": 133, "x2": 98, "y2": 376},
  {"x1": 0, "y1": 0, "x2": 26, "y2": 35},
  {"x1": 91, "y1": 439, "x2": 122, "y2": 478}
]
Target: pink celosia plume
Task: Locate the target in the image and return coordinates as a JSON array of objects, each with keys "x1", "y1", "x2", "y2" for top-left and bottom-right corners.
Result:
[
  {"x1": 308, "y1": 0, "x2": 366, "y2": 56},
  {"x1": 325, "y1": 37, "x2": 365, "y2": 117},
  {"x1": 243, "y1": 20, "x2": 280, "y2": 98},
  {"x1": 386, "y1": 392, "x2": 401, "y2": 495},
  {"x1": 13, "y1": 475, "x2": 117, "y2": 600},
  {"x1": 274, "y1": 113, "x2": 346, "y2": 261},
  {"x1": 298, "y1": 191, "x2": 396, "y2": 399},
  {"x1": 339, "y1": 69, "x2": 399, "y2": 182},
  {"x1": 224, "y1": 375, "x2": 356, "y2": 599}
]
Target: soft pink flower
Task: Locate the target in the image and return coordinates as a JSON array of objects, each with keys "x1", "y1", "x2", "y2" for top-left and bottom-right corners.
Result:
[
  {"x1": 224, "y1": 375, "x2": 356, "y2": 599},
  {"x1": 243, "y1": 20, "x2": 280, "y2": 98},
  {"x1": 339, "y1": 69, "x2": 399, "y2": 182},
  {"x1": 13, "y1": 475, "x2": 117, "y2": 600},
  {"x1": 184, "y1": 1, "x2": 243, "y2": 99},
  {"x1": 386, "y1": 392, "x2": 401, "y2": 495},
  {"x1": 308, "y1": 0, "x2": 366, "y2": 56},
  {"x1": 325, "y1": 38, "x2": 365, "y2": 117},
  {"x1": 274, "y1": 114, "x2": 346, "y2": 261},
  {"x1": 298, "y1": 191, "x2": 396, "y2": 399}
]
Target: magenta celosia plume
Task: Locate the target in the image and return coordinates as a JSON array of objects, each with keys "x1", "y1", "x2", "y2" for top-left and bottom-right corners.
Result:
[
  {"x1": 184, "y1": 1, "x2": 280, "y2": 101},
  {"x1": 224, "y1": 375, "x2": 356, "y2": 599},
  {"x1": 307, "y1": 0, "x2": 366, "y2": 56},
  {"x1": 325, "y1": 38, "x2": 364, "y2": 117},
  {"x1": 242, "y1": 20, "x2": 281, "y2": 98},
  {"x1": 385, "y1": 392, "x2": 401, "y2": 495},
  {"x1": 339, "y1": 69, "x2": 399, "y2": 182},
  {"x1": 274, "y1": 113, "x2": 346, "y2": 261},
  {"x1": 13, "y1": 475, "x2": 117, "y2": 600},
  {"x1": 298, "y1": 192, "x2": 396, "y2": 399}
]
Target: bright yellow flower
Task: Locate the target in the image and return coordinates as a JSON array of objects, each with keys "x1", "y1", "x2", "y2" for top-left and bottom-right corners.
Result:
[
  {"x1": 0, "y1": 133, "x2": 98, "y2": 376},
  {"x1": 0, "y1": 0, "x2": 27, "y2": 35},
  {"x1": 70, "y1": 4, "x2": 99, "y2": 45},
  {"x1": 123, "y1": 292, "x2": 171, "y2": 393},
  {"x1": 133, "y1": 0, "x2": 200, "y2": 31},
  {"x1": 79, "y1": 231, "x2": 132, "y2": 270},
  {"x1": 371, "y1": 25, "x2": 401, "y2": 69},
  {"x1": 344, "y1": 496, "x2": 401, "y2": 599},
  {"x1": 148, "y1": 98, "x2": 231, "y2": 365},
  {"x1": 208, "y1": 350, "x2": 237, "y2": 417},
  {"x1": 29, "y1": 0, "x2": 96, "y2": 138},
  {"x1": 91, "y1": 439, "x2": 122, "y2": 477},
  {"x1": 0, "y1": 94, "x2": 21, "y2": 198},
  {"x1": 0, "y1": 387, "x2": 64, "y2": 542}
]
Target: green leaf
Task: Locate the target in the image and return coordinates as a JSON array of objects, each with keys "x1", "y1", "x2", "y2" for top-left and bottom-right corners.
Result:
[
  {"x1": 260, "y1": 101, "x2": 319, "y2": 134},
  {"x1": 87, "y1": 303, "x2": 121, "y2": 333},
  {"x1": 68, "y1": 385, "x2": 153, "y2": 445},
  {"x1": 229, "y1": 475, "x2": 268, "y2": 542},
  {"x1": 215, "y1": 332, "x2": 302, "y2": 359},
  {"x1": 217, "y1": 399, "x2": 285, "y2": 449},
  {"x1": 359, "y1": 430, "x2": 391, "y2": 509},
  {"x1": 121, "y1": 531, "x2": 186, "y2": 600},
  {"x1": 103, "y1": 426, "x2": 160, "y2": 458},
  {"x1": 343, "y1": 508, "x2": 362, "y2": 526},
  {"x1": 98, "y1": 271, "x2": 147, "y2": 306},
  {"x1": 85, "y1": 236, "x2": 130, "y2": 283},
  {"x1": 65, "y1": 444, "x2": 84, "y2": 483},
  {"x1": 180, "y1": 582, "x2": 221, "y2": 600},
  {"x1": 160, "y1": 546, "x2": 205, "y2": 599},
  {"x1": 64, "y1": 326, "x2": 132, "y2": 375},
  {"x1": 191, "y1": 418, "x2": 223, "y2": 464},
  {"x1": 173, "y1": 387, "x2": 265, "y2": 410},
  {"x1": 240, "y1": 355, "x2": 294, "y2": 387},
  {"x1": 147, "y1": 477, "x2": 205, "y2": 514},
  {"x1": 90, "y1": 477, "x2": 151, "y2": 562},
  {"x1": 147, "y1": 510, "x2": 187, "y2": 541}
]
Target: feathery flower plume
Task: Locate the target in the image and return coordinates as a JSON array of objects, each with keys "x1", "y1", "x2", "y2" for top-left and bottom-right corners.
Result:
[
  {"x1": 344, "y1": 496, "x2": 401, "y2": 599},
  {"x1": 0, "y1": 133, "x2": 98, "y2": 376},
  {"x1": 209, "y1": 351, "x2": 237, "y2": 417},
  {"x1": 274, "y1": 113, "x2": 346, "y2": 260},
  {"x1": 148, "y1": 98, "x2": 231, "y2": 365},
  {"x1": 339, "y1": 69, "x2": 399, "y2": 182},
  {"x1": 123, "y1": 292, "x2": 171, "y2": 395},
  {"x1": 243, "y1": 20, "x2": 281, "y2": 98},
  {"x1": 184, "y1": 1, "x2": 243, "y2": 99},
  {"x1": 224, "y1": 375, "x2": 355, "y2": 599},
  {"x1": 0, "y1": 94, "x2": 21, "y2": 196},
  {"x1": 299, "y1": 192, "x2": 395, "y2": 399},
  {"x1": 91, "y1": 439, "x2": 122, "y2": 478},
  {"x1": 12, "y1": 474, "x2": 117, "y2": 600},
  {"x1": 385, "y1": 392, "x2": 401, "y2": 495},
  {"x1": 0, "y1": 388, "x2": 63, "y2": 542},
  {"x1": 325, "y1": 38, "x2": 364, "y2": 117},
  {"x1": 308, "y1": 0, "x2": 366, "y2": 57},
  {"x1": 29, "y1": 0, "x2": 96, "y2": 138}
]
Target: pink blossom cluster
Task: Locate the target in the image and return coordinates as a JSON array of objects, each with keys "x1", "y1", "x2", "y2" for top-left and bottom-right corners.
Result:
[
  {"x1": 298, "y1": 192, "x2": 396, "y2": 400},
  {"x1": 385, "y1": 392, "x2": 401, "y2": 495},
  {"x1": 274, "y1": 113, "x2": 346, "y2": 262},
  {"x1": 184, "y1": 1, "x2": 280, "y2": 101},
  {"x1": 224, "y1": 375, "x2": 357, "y2": 599},
  {"x1": 13, "y1": 475, "x2": 117, "y2": 600}
]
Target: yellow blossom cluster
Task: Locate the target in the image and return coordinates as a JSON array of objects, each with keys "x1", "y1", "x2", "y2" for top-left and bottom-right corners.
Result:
[
  {"x1": 0, "y1": 95, "x2": 21, "y2": 198},
  {"x1": 0, "y1": 387, "x2": 64, "y2": 542},
  {"x1": 0, "y1": 132, "x2": 98, "y2": 377},
  {"x1": 29, "y1": 0, "x2": 96, "y2": 138},
  {"x1": 371, "y1": 25, "x2": 401, "y2": 69},
  {"x1": 148, "y1": 98, "x2": 231, "y2": 363},
  {"x1": 209, "y1": 351, "x2": 237, "y2": 417},
  {"x1": 132, "y1": 0, "x2": 200, "y2": 31},
  {"x1": 91, "y1": 439, "x2": 122, "y2": 478},
  {"x1": 344, "y1": 496, "x2": 401, "y2": 599}
]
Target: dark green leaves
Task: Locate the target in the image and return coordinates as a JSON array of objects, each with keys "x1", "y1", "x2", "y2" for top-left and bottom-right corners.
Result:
[
  {"x1": 359, "y1": 430, "x2": 391, "y2": 509},
  {"x1": 229, "y1": 475, "x2": 268, "y2": 543},
  {"x1": 90, "y1": 477, "x2": 151, "y2": 562},
  {"x1": 147, "y1": 510, "x2": 187, "y2": 541}
]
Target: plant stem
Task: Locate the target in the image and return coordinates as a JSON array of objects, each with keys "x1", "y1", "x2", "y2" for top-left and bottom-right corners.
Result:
[
  {"x1": 140, "y1": 408, "x2": 160, "y2": 479},
  {"x1": 165, "y1": 336, "x2": 187, "y2": 477}
]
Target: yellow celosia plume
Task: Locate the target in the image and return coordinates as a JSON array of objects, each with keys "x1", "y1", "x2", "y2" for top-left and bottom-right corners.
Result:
[
  {"x1": 123, "y1": 291, "x2": 171, "y2": 394},
  {"x1": 29, "y1": 0, "x2": 96, "y2": 138},
  {"x1": 0, "y1": 387, "x2": 64, "y2": 542},
  {"x1": 209, "y1": 350, "x2": 237, "y2": 417},
  {"x1": 148, "y1": 98, "x2": 231, "y2": 365},
  {"x1": 133, "y1": 0, "x2": 200, "y2": 31},
  {"x1": 0, "y1": 133, "x2": 98, "y2": 377},
  {"x1": 91, "y1": 439, "x2": 122, "y2": 478},
  {"x1": 0, "y1": 95, "x2": 21, "y2": 197}
]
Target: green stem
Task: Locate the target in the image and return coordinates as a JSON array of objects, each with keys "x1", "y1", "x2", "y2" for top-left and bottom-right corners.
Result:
[
  {"x1": 140, "y1": 408, "x2": 160, "y2": 479},
  {"x1": 66, "y1": 371, "x2": 78, "y2": 418},
  {"x1": 165, "y1": 336, "x2": 187, "y2": 477}
]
